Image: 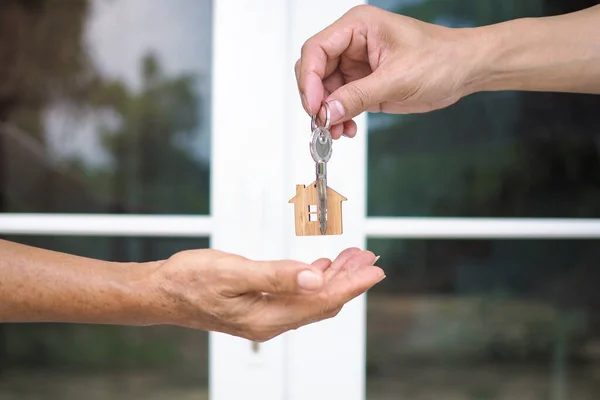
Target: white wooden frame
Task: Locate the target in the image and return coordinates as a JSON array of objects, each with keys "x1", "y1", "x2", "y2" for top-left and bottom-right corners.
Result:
[
  {"x1": 209, "y1": 0, "x2": 289, "y2": 399},
  {"x1": 2, "y1": 1, "x2": 600, "y2": 400},
  {"x1": 4, "y1": 215, "x2": 600, "y2": 239}
]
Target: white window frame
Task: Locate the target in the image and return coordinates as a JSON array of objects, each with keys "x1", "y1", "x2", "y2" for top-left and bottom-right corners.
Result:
[
  {"x1": 211, "y1": 1, "x2": 370, "y2": 399},
  {"x1": 3, "y1": 1, "x2": 600, "y2": 400}
]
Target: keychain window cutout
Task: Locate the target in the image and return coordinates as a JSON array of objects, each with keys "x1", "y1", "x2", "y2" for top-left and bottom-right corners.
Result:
[
  {"x1": 308, "y1": 207, "x2": 318, "y2": 222},
  {"x1": 289, "y1": 182, "x2": 346, "y2": 236}
]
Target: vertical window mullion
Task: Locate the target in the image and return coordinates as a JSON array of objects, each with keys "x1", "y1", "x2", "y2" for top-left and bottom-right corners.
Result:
[
  {"x1": 285, "y1": 1, "x2": 368, "y2": 400},
  {"x1": 209, "y1": 1, "x2": 290, "y2": 400}
]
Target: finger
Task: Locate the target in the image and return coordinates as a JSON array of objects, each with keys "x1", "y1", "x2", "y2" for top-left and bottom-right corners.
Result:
[
  {"x1": 323, "y1": 71, "x2": 359, "y2": 139},
  {"x1": 325, "y1": 249, "x2": 382, "y2": 292},
  {"x1": 331, "y1": 261, "x2": 384, "y2": 299},
  {"x1": 297, "y1": 16, "x2": 357, "y2": 115},
  {"x1": 323, "y1": 70, "x2": 346, "y2": 99},
  {"x1": 343, "y1": 250, "x2": 380, "y2": 273},
  {"x1": 309, "y1": 67, "x2": 363, "y2": 140},
  {"x1": 314, "y1": 71, "x2": 345, "y2": 138},
  {"x1": 326, "y1": 70, "x2": 391, "y2": 124},
  {"x1": 232, "y1": 259, "x2": 325, "y2": 296},
  {"x1": 311, "y1": 257, "x2": 332, "y2": 273},
  {"x1": 322, "y1": 251, "x2": 384, "y2": 303},
  {"x1": 331, "y1": 123, "x2": 344, "y2": 139},
  {"x1": 263, "y1": 253, "x2": 384, "y2": 327},
  {"x1": 324, "y1": 247, "x2": 362, "y2": 281},
  {"x1": 295, "y1": 59, "x2": 304, "y2": 109},
  {"x1": 342, "y1": 119, "x2": 357, "y2": 138}
]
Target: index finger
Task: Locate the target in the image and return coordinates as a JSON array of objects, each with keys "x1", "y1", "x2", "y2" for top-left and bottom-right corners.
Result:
[{"x1": 297, "y1": 16, "x2": 356, "y2": 115}]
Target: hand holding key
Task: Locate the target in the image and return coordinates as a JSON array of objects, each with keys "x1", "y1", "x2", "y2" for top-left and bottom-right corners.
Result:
[{"x1": 296, "y1": 4, "x2": 600, "y2": 139}]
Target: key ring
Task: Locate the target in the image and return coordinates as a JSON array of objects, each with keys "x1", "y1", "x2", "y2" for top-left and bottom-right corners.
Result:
[{"x1": 311, "y1": 101, "x2": 331, "y2": 131}]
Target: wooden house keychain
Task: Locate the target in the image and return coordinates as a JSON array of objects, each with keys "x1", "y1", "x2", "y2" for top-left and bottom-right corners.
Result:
[{"x1": 289, "y1": 101, "x2": 347, "y2": 236}]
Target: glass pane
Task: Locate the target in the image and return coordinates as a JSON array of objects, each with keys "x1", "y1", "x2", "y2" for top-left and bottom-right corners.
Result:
[
  {"x1": 0, "y1": 0, "x2": 212, "y2": 214},
  {"x1": 0, "y1": 235, "x2": 210, "y2": 400},
  {"x1": 366, "y1": 238, "x2": 600, "y2": 400},
  {"x1": 367, "y1": 0, "x2": 600, "y2": 218}
]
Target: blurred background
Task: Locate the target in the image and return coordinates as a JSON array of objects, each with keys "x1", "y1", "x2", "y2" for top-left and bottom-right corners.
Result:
[
  {"x1": 1, "y1": 0, "x2": 600, "y2": 399},
  {"x1": 0, "y1": 0, "x2": 212, "y2": 398},
  {"x1": 366, "y1": 1, "x2": 600, "y2": 399}
]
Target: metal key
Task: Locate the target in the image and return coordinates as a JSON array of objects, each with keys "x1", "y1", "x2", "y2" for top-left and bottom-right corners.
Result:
[{"x1": 310, "y1": 103, "x2": 333, "y2": 234}]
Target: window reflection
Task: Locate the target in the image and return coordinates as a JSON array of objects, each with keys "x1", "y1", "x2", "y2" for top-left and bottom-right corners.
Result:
[
  {"x1": 367, "y1": 0, "x2": 600, "y2": 218},
  {"x1": 0, "y1": 0, "x2": 212, "y2": 214},
  {"x1": 0, "y1": 235, "x2": 210, "y2": 400},
  {"x1": 366, "y1": 238, "x2": 600, "y2": 399}
]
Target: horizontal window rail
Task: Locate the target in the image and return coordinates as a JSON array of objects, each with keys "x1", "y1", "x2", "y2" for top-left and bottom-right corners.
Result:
[
  {"x1": 3, "y1": 215, "x2": 600, "y2": 239},
  {"x1": 0, "y1": 214, "x2": 213, "y2": 237},
  {"x1": 366, "y1": 217, "x2": 600, "y2": 239}
]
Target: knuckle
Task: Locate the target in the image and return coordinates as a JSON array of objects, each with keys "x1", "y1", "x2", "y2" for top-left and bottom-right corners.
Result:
[
  {"x1": 347, "y1": 4, "x2": 375, "y2": 17},
  {"x1": 167, "y1": 249, "x2": 191, "y2": 264},
  {"x1": 268, "y1": 266, "x2": 290, "y2": 293},
  {"x1": 300, "y1": 35, "x2": 321, "y2": 59},
  {"x1": 300, "y1": 40, "x2": 311, "y2": 56}
]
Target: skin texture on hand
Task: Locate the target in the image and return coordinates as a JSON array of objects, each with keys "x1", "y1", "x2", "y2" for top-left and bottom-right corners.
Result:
[
  {"x1": 146, "y1": 247, "x2": 383, "y2": 341},
  {"x1": 295, "y1": 4, "x2": 600, "y2": 139},
  {"x1": 0, "y1": 239, "x2": 384, "y2": 342}
]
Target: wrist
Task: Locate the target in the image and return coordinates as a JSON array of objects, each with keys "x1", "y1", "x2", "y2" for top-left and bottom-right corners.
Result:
[
  {"x1": 113, "y1": 261, "x2": 167, "y2": 327},
  {"x1": 460, "y1": 17, "x2": 542, "y2": 94}
]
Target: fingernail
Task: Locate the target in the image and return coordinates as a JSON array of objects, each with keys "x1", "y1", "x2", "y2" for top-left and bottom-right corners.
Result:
[
  {"x1": 297, "y1": 270, "x2": 323, "y2": 291},
  {"x1": 301, "y1": 94, "x2": 310, "y2": 113},
  {"x1": 372, "y1": 255, "x2": 381, "y2": 265},
  {"x1": 328, "y1": 99, "x2": 345, "y2": 123},
  {"x1": 377, "y1": 274, "x2": 387, "y2": 283}
]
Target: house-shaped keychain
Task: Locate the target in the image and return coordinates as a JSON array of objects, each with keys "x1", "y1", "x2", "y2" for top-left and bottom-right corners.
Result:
[{"x1": 289, "y1": 180, "x2": 347, "y2": 236}]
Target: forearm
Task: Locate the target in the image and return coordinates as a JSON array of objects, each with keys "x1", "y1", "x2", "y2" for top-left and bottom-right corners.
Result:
[
  {"x1": 0, "y1": 239, "x2": 156, "y2": 325},
  {"x1": 465, "y1": 5, "x2": 600, "y2": 95}
]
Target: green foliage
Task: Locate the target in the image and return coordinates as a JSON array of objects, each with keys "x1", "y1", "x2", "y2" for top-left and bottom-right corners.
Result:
[
  {"x1": 1, "y1": 1, "x2": 210, "y2": 215},
  {"x1": 92, "y1": 52, "x2": 209, "y2": 214}
]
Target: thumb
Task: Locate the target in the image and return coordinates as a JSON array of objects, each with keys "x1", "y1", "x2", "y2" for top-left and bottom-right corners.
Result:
[
  {"x1": 326, "y1": 72, "x2": 388, "y2": 124},
  {"x1": 240, "y1": 260, "x2": 325, "y2": 295}
]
